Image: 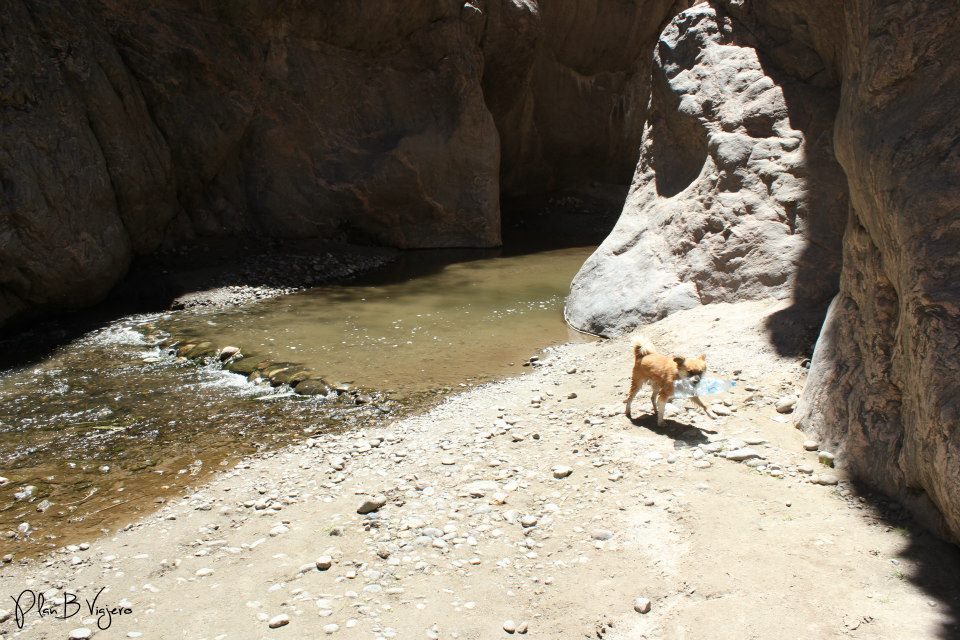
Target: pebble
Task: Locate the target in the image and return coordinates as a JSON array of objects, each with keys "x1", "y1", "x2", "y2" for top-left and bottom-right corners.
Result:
[
  {"x1": 803, "y1": 439, "x2": 820, "y2": 451},
  {"x1": 818, "y1": 451, "x2": 835, "y2": 467},
  {"x1": 357, "y1": 494, "x2": 388, "y2": 514},
  {"x1": 69, "y1": 629, "x2": 93, "y2": 640},
  {"x1": 552, "y1": 465, "x2": 573, "y2": 479},
  {"x1": 503, "y1": 619, "x2": 516, "y2": 633},
  {"x1": 692, "y1": 460, "x2": 712, "y2": 469},
  {"x1": 724, "y1": 448, "x2": 761, "y2": 462},
  {"x1": 316, "y1": 555, "x2": 333, "y2": 570},
  {"x1": 591, "y1": 529, "x2": 614, "y2": 541},
  {"x1": 797, "y1": 464, "x2": 814, "y2": 474},
  {"x1": 812, "y1": 474, "x2": 839, "y2": 486},
  {"x1": 323, "y1": 623, "x2": 340, "y2": 634},
  {"x1": 634, "y1": 597, "x2": 652, "y2": 614},
  {"x1": 269, "y1": 614, "x2": 290, "y2": 629},
  {"x1": 711, "y1": 405, "x2": 732, "y2": 416},
  {"x1": 776, "y1": 395, "x2": 798, "y2": 413},
  {"x1": 520, "y1": 515, "x2": 538, "y2": 528},
  {"x1": 195, "y1": 568, "x2": 213, "y2": 577}
]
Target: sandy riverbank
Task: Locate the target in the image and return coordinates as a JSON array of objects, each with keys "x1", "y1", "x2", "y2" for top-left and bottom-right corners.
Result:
[{"x1": 1, "y1": 300, "x2": 958, "y2": 640}]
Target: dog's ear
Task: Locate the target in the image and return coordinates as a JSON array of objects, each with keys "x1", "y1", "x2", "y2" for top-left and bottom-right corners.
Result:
[
  {"x1": 698, "y1": 353, "x2": 706, "y2": 361},
  {"x1": 673, "y1": 356, "x2": 686, "y2": 369}
]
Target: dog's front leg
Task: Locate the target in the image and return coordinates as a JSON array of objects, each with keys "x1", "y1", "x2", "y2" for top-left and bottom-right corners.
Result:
[{"x1": 692, "y1": 395, "x2": 716, "y2": 419}]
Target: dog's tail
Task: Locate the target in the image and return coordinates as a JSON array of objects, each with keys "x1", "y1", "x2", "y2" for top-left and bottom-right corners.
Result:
[{"x1": 631, "y1": 334, "x2": 656, "y2": 358}]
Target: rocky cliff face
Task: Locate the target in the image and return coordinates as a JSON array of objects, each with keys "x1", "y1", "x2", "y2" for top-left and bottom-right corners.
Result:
[
  {"x1": 566, "y1": 0, "x2": 960, "y2": 543},
  {"x1": 0, "y1": 0, "x2": 686, "y2": 327},
  {"x1": 793, "y1": 0, "x2": 960, "y2": 541},
  {"x1": 564, "y1": 4, "x2": 848, "y2": 335}
]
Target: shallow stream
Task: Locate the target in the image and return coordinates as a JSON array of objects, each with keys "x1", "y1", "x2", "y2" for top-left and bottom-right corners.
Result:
[{"x1": 0, "y1": 245, "x2": 595, "y2": 555}]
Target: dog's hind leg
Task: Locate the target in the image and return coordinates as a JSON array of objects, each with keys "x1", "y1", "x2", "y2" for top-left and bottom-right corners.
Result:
[{"x1": 625, "y1": 370, "x2": 644, "y2": 418}]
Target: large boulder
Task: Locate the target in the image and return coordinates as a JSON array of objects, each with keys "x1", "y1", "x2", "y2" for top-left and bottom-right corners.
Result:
[
  {"x1": 565, "y1": 5, "x2": 847, "y2": 336},
  {"x1": 0, "y1": 0, "x2": 686, "y2": 327}
]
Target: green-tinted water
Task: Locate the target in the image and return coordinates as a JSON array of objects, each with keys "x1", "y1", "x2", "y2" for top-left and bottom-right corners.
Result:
[{"x1": 0, "y1": 245, "x2": 594, "y2": 555}]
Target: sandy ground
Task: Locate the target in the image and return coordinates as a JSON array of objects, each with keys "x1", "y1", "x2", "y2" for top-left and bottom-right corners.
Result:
[{"x1": 1, "y1": 300, "x2": 958, "y2": 640}]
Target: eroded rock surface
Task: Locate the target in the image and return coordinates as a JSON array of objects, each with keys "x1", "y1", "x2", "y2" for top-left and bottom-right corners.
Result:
[
  {"x1": 565, "y1": 5, "x2": 847, "y2": 336},
  {"x1": 794, "y1": 0, "x2": 960, "y2": 542},
  {"x1": 0, "y1": 0, "x2": 686, "y2": 327}
]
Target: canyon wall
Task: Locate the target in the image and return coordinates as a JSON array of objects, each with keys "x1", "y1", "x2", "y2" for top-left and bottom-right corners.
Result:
[
  {"x1": 0, "y1": 0, "x2": 686, "y2": 327},
  {"x1": 3, "y1": 0, "x2": 959, "y2": 542},
  {"x1": 566, "y1": 0, "x2": 960, "y2": 543}
]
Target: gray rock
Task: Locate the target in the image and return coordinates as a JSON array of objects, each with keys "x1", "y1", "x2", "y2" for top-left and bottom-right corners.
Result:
[
  {"x1": 591, "y1": 529, "x2": 614, "y2": 541},
  {"x1": 552, "y1": 465, "x2": 573, "y2": 479},
  {"x1": 776, "y1": 396, "x2": 798, "y2": 414},
  {"x1": 316, "y1": 555, "x2": 333, "y2": 570},
  {"x1": 724, "y1": 448, "x2": 762, "y2": 462},
  {"x1": 520, "y1": 515, "x2": 538, "y2": 528},
  {"x1": 803, "y1": 440, "x2": 820, "y2": 451},
  {"x1": 357, "y1": 494, "x2": 388, "y2": 514},
  {"x1": 565, "y1": 5, "x2": 846, "y2": 336},
  {"x1": 634, "y1": 597, "x2": 652, "y2": 614},
  {"x1": 818, "y1": 451, "x2": 835, "y2": 467},
  {"x1": 268, "y1": 614, "x2": 290, "y2": 629}
]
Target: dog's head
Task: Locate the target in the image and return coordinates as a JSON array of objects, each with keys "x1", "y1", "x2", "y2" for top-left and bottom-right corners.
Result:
[{"x1": 673, "y1": 354, "x2": 708, "y2": 385}]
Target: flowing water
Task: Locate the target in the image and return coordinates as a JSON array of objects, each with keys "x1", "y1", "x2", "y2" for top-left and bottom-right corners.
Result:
[{"x1": 0, "y1": 245, "x2": 595, "y2": 556}]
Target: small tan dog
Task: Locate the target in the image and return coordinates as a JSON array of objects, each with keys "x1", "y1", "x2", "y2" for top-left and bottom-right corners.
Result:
[{"x1": 625, "y1": 334, "x2": 715, "y2": 425}]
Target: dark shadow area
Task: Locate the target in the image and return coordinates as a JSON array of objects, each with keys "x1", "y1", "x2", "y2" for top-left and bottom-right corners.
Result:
[
  {"x1": 0, "y1": 188, "x2": 623, "y2": 371},
  {"x1": 649, "y1": 70, "x2": 709, "y2": 199},
  {"x1": 846, "y1": 479, "x2": 960, "y2": 639},
  {"x1": 500, "y1": 185, "x2": 625, "y2": 250},
  {"x1": 629, "y1": 414, "x2": 713, "y2": 448}
]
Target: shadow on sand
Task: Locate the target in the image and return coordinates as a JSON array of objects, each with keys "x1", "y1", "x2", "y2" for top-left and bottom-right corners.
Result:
[{"x1": 628, "y1": 413, "x2": 713, "y2": 448}]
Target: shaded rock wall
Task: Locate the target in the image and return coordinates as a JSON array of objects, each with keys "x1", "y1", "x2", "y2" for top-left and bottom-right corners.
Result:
[
  {"x1": 0, "y1": 0, "x2": 686, "y2": 327},
  {"x1": 795, "y1": 0, "x2": 960, "y2": 541}
]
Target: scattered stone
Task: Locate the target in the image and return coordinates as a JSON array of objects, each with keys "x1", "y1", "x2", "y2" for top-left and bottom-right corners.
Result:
[
  {"x1": 269, "y1": 614, "x2": 290, "y2": 629},
  {"x1": 219, "y1": 346, "x2": 241, "y2": 361},
  {"x1": 69, "y1": 629, "x2": 93, "y2": 640},
  {"x1": 323, "y1": 623, "x2": 340, "y2": 634},
  {"x1": 776, "y1": 396, "x2": 798, "y2": 413},
  {"x1": 552, "y1": 465, "x2": 573, "y2": 479},
  {"x1": 803, "y1": 440, "x2": 820, "y2": 451},
  {"x1": 818, "y1": 451, "x2": 835, "y2": 467},
  {"x1": 357, "y1": 494, "x2": 388, "y2": 514},
  {"x1": 520, "y1": 515, "x2": 538, "y2": 528},
  {"x1": 503, "y1": 619, "x2": 517, "y2": 634},
  {"x1": 798, "y1": 464, "x2": 815, "y2": 474},
  {"x1": 724, "y1": 448, "x2": 761, "y2": 462},
  {"x1": 591, "y1": 529, "x2": 614, "y2": 541},
  {"x1": 195, "y1": 568, "x2": 213, "y2": 577},
  {"x1": 316, "y1": 555, "x2": 333, "y2": 570},
  {"x1": 711, "y1": 405, "x2": 732, "y2": 416},
  {"x1": 634, "y1": 597, "x2": 652, "y2": 614},
  {"x1": 813, "y1": 474, "x2": 839, "y2": 486}
]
